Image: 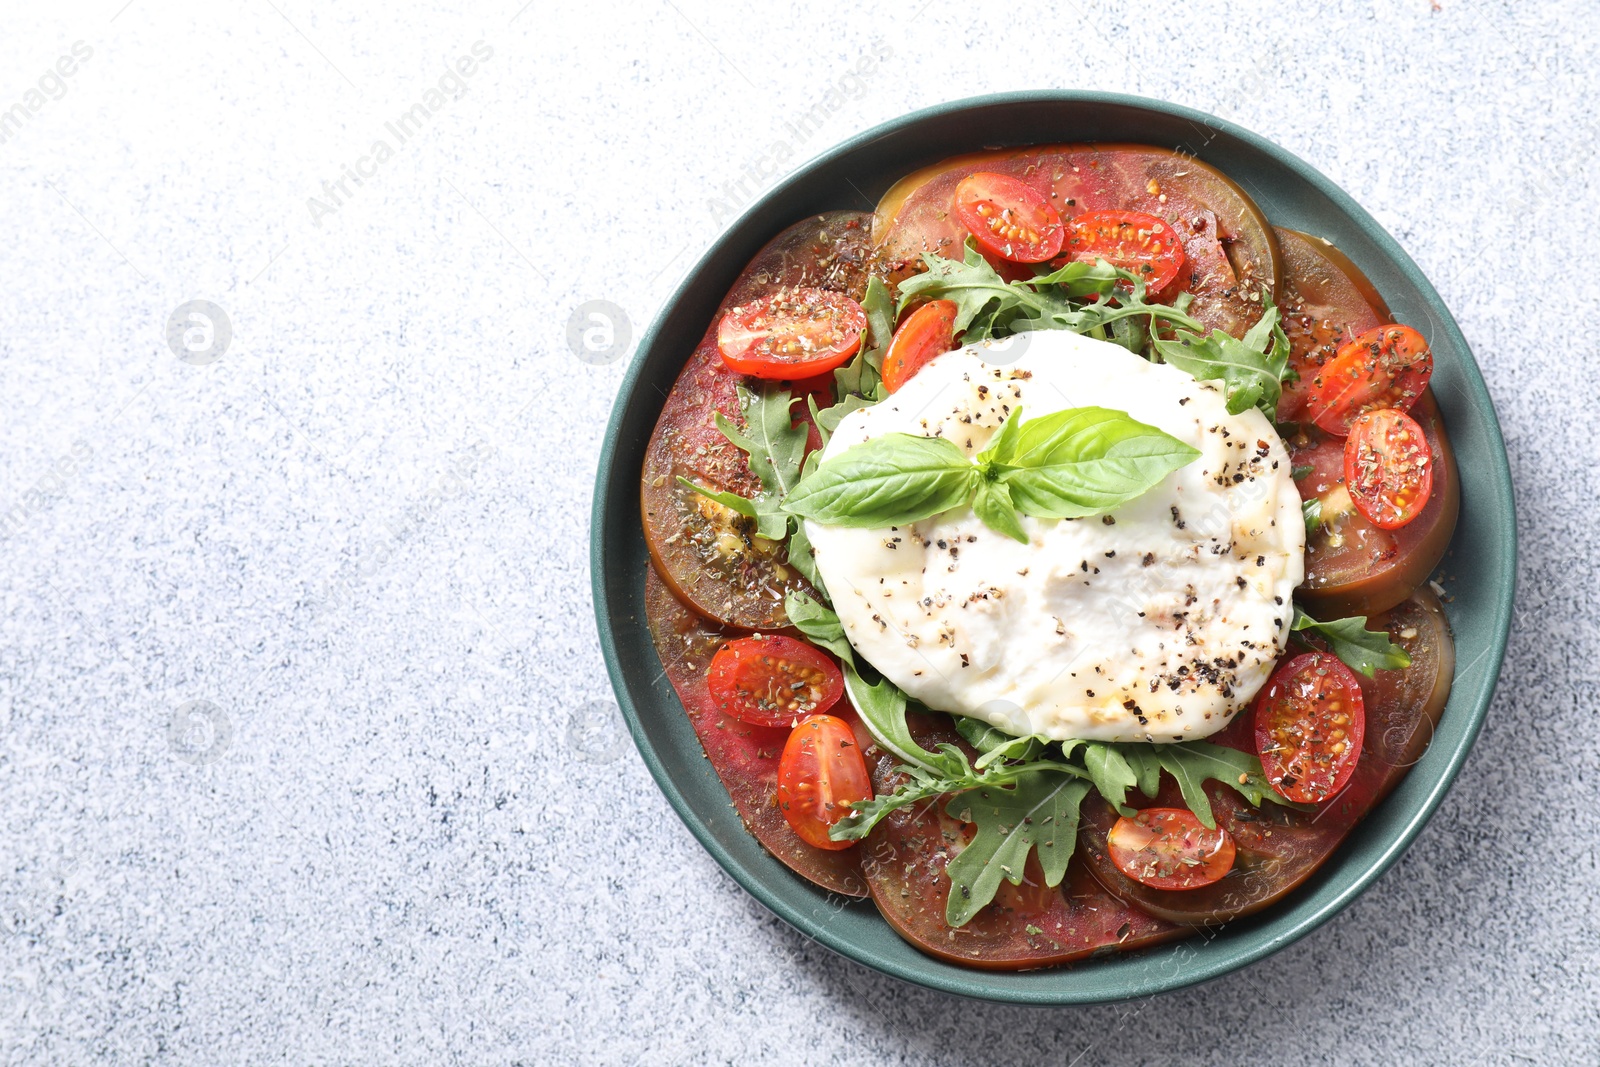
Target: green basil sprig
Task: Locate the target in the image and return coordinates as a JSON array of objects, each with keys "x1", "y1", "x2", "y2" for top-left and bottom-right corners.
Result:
[{"x1": 781, "y1": 405, "x2": 1199, "y2": 542}]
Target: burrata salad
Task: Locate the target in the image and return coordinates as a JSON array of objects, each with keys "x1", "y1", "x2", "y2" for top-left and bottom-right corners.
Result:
[{"x1": 640, "y1": 147, "x2": 1457, "y2": 969}]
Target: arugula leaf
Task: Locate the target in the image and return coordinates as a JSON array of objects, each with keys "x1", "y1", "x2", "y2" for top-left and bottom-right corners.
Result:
[
  {"x1": 896, "y1": 239, "x2": 1053, "y2": 332},
  {"x1": 1081, "y1": 743, "x2": 1139, "y2": 813},
  {"x1": 999, "y1": 407, "x2": 1201, "y2": 519},
  {"x1": 1292, "y1": 606, "x2": 1413, "y2": 676},
  {"x1": 1149, "y1": 742, "x2": 1296, "y2": 828},
  {"x1": 808, "y1": 392, "x2": 874, "y2": 447},
  {"x1": 953, "y1": 716, "x2": 1018, "y2": 754},
  {"x1": 674, "y1": 477, "x2": 757, "y2": 519},
  {"x1": 831, "y1": 275, "x2": 894, "y2": 401},
  {"x1": 1303, "y1": 497, "x2": 1323, "y2": 535},
  {"x1": 839, "y1": 661, "x2": 951, "y2": 775},
  {"x1": 679, "y1": 383, "x2": 809, "y2": 541},
  {"x1": 897, "y1": 243, "x2": 1207, "y2": 345},
  {"x1": 943, "y1": 773, "x2": 1091, "y2": 927},
  {"x1": 1151, "y1": 290, "x2": 1290, "y2": 419},
  {"x1": 781, "y1": 434, "x2": 977, "y2": 526}
]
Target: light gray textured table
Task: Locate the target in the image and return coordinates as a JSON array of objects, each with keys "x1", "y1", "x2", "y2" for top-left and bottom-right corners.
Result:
[{"x1": 2, "y1": 1, "x2": 1595, "y2": 1063}]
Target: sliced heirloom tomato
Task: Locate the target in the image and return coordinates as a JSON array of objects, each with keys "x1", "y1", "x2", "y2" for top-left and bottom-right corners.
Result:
[
  {"x1": 643, "y1": 568, "x2": 869, "y2": 896},
  {"x1": 873, "y1": 144, "x2": 1280, "y2": 338},
  {"x1": 1345, "y1": 408, "x2": 1434, "y2": 530},
  {"x1": 881, "y1": 299, "x2": 958, "y2": 393},
  {"x1": 1061, "y1": 210, "x2": 1186, "y2": 294},
  {"x1": 640, "y1": 211, "x2": 873, "y2": 631},
  {"x1": 777, "y1": 715, "x2": 873, "y2": 850},
  {"x1": 1274, "y1": 227, "x2": 1391, "y2": 421},
  {"x1": 1292, "y1": 390, "x2": 1459, "y2": 618},
  {"x1": 717, "y1": 287, "x2": 867, "y2": 379},
  {"x1": 952, "y1": 172, "x2": 1065, "y2": 262},
  {"x1": 1304, "y1": 324, "x2": 1434, "y2": 435},
  {"x1": 858, "y1": 713, "x2": 1184, "y2": 969},
  {"x1": 707, "y1": 634, "x2": 843, "y2": 728},
  {"x1": 1080, "y1": 588, "x2": 1454, "y2": 926},
  {"x1": 1254, "y1": 652, "x2": 1366, "y2": 804},
  {"x1": 1107, "y1": 808, "x2": 1235, "y2": 890}
]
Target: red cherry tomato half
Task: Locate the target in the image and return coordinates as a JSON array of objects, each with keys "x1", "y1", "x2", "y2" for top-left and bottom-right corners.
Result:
[
  {"x1": 1254, "y1": 652, "x2": 1366, "y2": 804},
  {"x1": 776, "y1": 714, "x2": 873, "y2": 850},
  {"x1": 952, "y1": 172, "x2": 1065, "y2": 263},
  {"x1": 881, "y1": 299, "x2": 959, "y2": 394},
  {"x1": 1106, "y1": 808, "x2": 1236, "y2": 890},
  {"x1": 1344, "y1": 408, "x2": 1434, "y2": 530},
  {"x1": 1304, "y1": 324, "x2": 1433, "y2": 435},
  {"x1": 717, "y1": 287, "x2": 867, "y2": 380},
  {"x1": 706, "y1": 635, "x2": 844, "y2": 728},
  {"x1": 1063, "y1": 209, "x2": 1187, "y2": 294}
]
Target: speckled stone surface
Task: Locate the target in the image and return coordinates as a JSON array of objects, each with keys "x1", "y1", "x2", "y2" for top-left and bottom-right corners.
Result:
[{"x1": 1, "y1": 1, "x2": 1595, "y2": 1063}]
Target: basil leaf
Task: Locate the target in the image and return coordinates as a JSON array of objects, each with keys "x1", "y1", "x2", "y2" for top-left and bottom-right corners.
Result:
[
  {"x1": 781, "y1": 434, "x2": 976, "y2": 526},
  {"x1": 972, "y1": 478, "x2": 1028, "y2": 544},
  {"x1": 1292, "y1": 607, "x2": 1412, "y2": 676},
  {"x1": 974, "y1": 405, "x2": 1025, "y2": 466},
  {"x1": 1000, "y1": 407, "x2": 1200, "y2": 519}
]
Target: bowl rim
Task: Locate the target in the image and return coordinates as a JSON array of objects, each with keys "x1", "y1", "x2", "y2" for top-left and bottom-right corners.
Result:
[{"x1": 590, "y1": 89, "x2": 1517, "y2": 1005}]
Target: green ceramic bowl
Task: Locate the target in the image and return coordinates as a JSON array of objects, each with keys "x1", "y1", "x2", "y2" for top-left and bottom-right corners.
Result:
[{"x1": 591, "y1": 92, "x2": 1516, "y2": 1004}]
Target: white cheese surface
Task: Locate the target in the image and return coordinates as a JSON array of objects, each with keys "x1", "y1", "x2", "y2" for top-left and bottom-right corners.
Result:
[{"x1": 805, "y1": 332, "x2": 1305, "y2": 743}]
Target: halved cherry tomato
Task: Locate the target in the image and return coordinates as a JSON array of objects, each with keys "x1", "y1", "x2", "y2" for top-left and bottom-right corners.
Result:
[
  {"x1": 1254, "y1": 652, "x2": 1366, "y2": 804},
  {"x1": 1344, "y1": 408, "x2": 1434, "y2": 530},
  {"x1": 776, "y1": 714, "x2": 872, "y2": 850},
  {"x1": 952, "y1": 172, "x2": 1064, "y2": 263},
  {"x1": 1304, "y1": 324, "x2": 1433, "y2": 435},
  {"x1": 706, "y1": 634, "x2": 843, "y2": 728},
  {"x1": 717, "y1": 287, "x2": 867, "y2": 380},
  {"x1": 1106, "y1": 808, "x2": 1236, "y2": 890},
  {"x1": 881, "y1": 299, "x2": 958, "y2": 393},
  {"x1": 1061, "y1": 209, "x2": 1187, "y2": 293}
]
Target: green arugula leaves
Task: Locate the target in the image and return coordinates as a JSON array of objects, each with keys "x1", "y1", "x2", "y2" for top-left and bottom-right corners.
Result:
[
  {"x1": 943, "y1": 775, "x2": 1091, "y2": 926},
  {"x1": 781, "y1": 405, "x2": 1199, "y2": 542},
  {"x1": 677, "y1": 381, "x2": 810, "y2": 544},
  {"x1": 1292, "y1": 606, "x2": 1412, "y2": 676},
  {"x1": 895, "y1": 239, "x2": 1210, "y2": 344},
  {"x1": 1151, "y1": 293, "x2": 1292, "y2": 419}
]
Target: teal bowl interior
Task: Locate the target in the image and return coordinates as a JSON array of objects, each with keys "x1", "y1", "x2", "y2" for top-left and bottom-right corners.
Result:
[{"x1": 591, "y1": 91, "x2": 1516, "y2": 1005}]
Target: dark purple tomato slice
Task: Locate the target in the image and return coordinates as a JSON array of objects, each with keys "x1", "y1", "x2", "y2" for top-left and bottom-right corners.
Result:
[
  {"x1": 858, "y1": 713, "x2": 1184, "y2": 969},
  {"x1": 873, "y1": 144, "x2": 1280, "y2": 338},
  {"x1": 643, "y1": 567, "x2": 869, "y2": 896},
  {"x1": 640, "y1": 211, "x2": 871, "y2": 631},
  {"x1": 1291, "y1": 389, "x2": 1460, "y2": 618},
  {"x1": 1274, "y1": 227, "x2": 1391, "y2": 421},
  {"x1": 1079, "y1": 588, "x2": 1453, "y2": 926}
]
